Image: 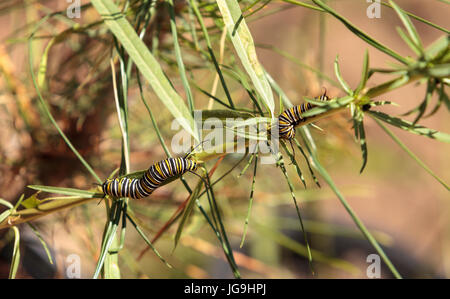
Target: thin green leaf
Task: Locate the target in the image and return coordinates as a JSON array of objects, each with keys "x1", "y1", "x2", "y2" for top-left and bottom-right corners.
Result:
[
  {"x1": 240, "y1": 153, "x2": 258, "y2": 248},
  {"x1": 301, "y1": 130, "x2": 402, "y2": 278},
  {"x1": 435, "y1": 83, "x2": 450, "y2": 114},
  {"x1": 276, "y1": 152, "x2": 314, "y2": 275},
  {"x1": 125, "y1": 211, "x2": 173, "y2": 268},
  {"x1": 425, "y1": 64, "x2": 450, "y2": 78},
  {"x1": 103, "y1": 245, "x2": 121, "y2": 279},
  {"x1": 0, "y1": 198, "x2": 13, "y2": 209},
  {"x1": 216, "y1": 0, "x2": 275, "y2": 117},
  {"x1": 186, "y1": 3, "x2": 199, "y2": 50},
  {"x1": 367, "y1": 110, "x2": 450, "y2": 143},
  {"x1": 253, "y1": 222, "x2": 360, "y2": 274},
  {"x1": 264, "y1": 70, "x2": 292, "y2": 112},
  {"x1": 269, "y1": 216, "x2": 393, "y2": 245},
  {"x1": 91, "y1": 0, "x2": 198, "y2": 140},
  {"x1": 233, "y1": 0, "x2": 272, "y2": 37},
  {"x1": 358, "y1": 119, "x2": 368, "y2": 173},
  {"x1": 293, "y1": 138, "x2": 321, "y2": 188},
  {"x1": 199, "y1": 109, "x2": 255, "y2": 120},
  {"x1": 238, "y1": 153, "x2": 256, "y2": 178},
  {"x1": 93, "y1": 201, "x2": 122, "y2": 279},
  {"x1": 259, "y1": 44, "x2": 341, "y2": 89},
  {"x1": 371, "y1": 116, "x2": 449, "y2": 191},
  {"x1": 232, "y1": 0, "x2": 265, "y2": 36},
  {"x1": 334, "y1": 55, "x2": 353, "y2": 95},
  {"x1": 301, "y1": 96, "x2": 353, "y2": 118},
  {"x1": 412, "y1": 79, "x2": 436, "y2": 124},
  {"x1": 203, "y1": 169, "x2": 241, "y2": 278},
  {"x1": 312, "y1": 0, "x2": 410, "y2": 65},
  {"x1": 389, "y1": 0, "x2": 423, "y2": 55},
  {"x1": 26, "y1": 223, "x2": 54, "y2": 265},
  {"x1": 366, "y1": 73, "x2": 418, "y2": 98},
  {"x1": 355, "y1": 50, "x2": 370, "y2": 95},
  {"x1": 281, "y1": 141, "x2": 307, "y2": 188},
  {"x1": 110, "y1": 57, "x2": 130, "y2": 174},
  {"x1": 27, "y1": 185, "x2": 100, "y2": 198},
  {"x1": 424, "y1": 35, "x2": 449, "y2": 61},
  {"x1": 166, "y1": 0, "x2": 195, "y2": 115},
  {"x1": 136, "y1": 72, "x2": 172, "y2": 157},
  {"x1": 28, "y1": 24, "x2": 102, "y2": 184},
  {"x1": 282, "y1": 0, "x2": 324, "y2": 12},
  {"x1": 12, "y1": 194, "x2": 25, "y2": 212},
  {"x1": 174, "y1": 178, "x2": 203, "y2": 249},
  {"x1": 8, "y1": 226, "x2": 20, "y2": 279},
  {"x1": 220, "y1": 66, "x2": 265, "y2": 114},
  {"x1": 0, "y1": 210, "x2": 12, "y2": 224},
  {"x1": 37, "y1": 23, "x2": 100, "y2": 90},
  {"x1": 380, "y1": 2, "x2": 449, "y2": 35},
  {"x1": 21, "y1": 192, "x2": 43, "y2": 209},
  {"x1": 396, "y1": 27, "x2": 423, "y2": 57},
  {"x1": 189, "y1": 0, "x2": 235, "y2": 109}
]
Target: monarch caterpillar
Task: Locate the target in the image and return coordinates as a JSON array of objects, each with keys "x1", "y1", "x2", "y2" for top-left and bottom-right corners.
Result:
[
  {"x1": 102, "y1": 157, "x2": 198, "y2": 199},
  {"x1": 278, "y1": 91, "x2": 330, "y2": 141}
]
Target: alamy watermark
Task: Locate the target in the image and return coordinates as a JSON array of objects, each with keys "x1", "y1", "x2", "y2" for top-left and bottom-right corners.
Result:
[
  {"x1": 366, "y1": 253, "x2": 381, "y2": 278},
  {"x1": 67, "y1": 0, "x2": 81, "y2": 19},
  {"x1": 66, "y1": 254, "x2": 81, "y2": 278},
  {"x1": 367, "y1": 0, "x2": 381, "y2": 19}
]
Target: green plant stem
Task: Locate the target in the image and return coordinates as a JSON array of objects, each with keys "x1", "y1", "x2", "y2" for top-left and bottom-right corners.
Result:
[
  {"x1": 166, "y1": 0, "x2": 195, "y2": 115},
  {"x1": 189, "y1": 0, "x2": 235, "y2": 109},
  {"x1": 312, "y1": 0, "x2": 410, "y2": 65},
  {"x1": 276, "y1": 151, "x2": 314, "y2": 275},
  {"x1": 240, "y1": 153, "x2": 258, "y2": 248},
  {"x1": 366, "y1": 73, "x2": 421, "y2": 98},
  {"x1": 28, "y1": 21, "x2": 102, "y2": 184},
  {"x1": 371, "y1": 116, "x2": 449, "y2": 191},
  {"x1": 282, "y1": 0, "x2": 324, "y2": 12},
  {"x1": 300, "y1": 136, "x2": 402, "y2": 279}
]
